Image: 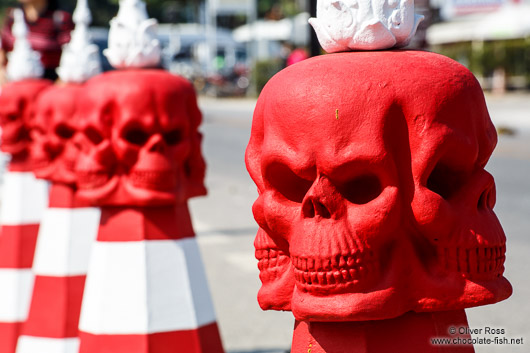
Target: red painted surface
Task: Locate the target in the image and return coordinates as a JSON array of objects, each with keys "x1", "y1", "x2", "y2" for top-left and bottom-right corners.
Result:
[
  {"x1": 97, "y1": 205, "x2": 195, "y2": 242},
  {"x1": 22, "y1": 275, "x2": 86, "y2": 338},
  {"x1": 0, "y1": 79, "x2": 52, "y2": 168},
  {"x1": 0, "y1": 322, "x2": 23, "y2": 353},
  {"x1": 0, "y1": 80, "x2": 51, "y2": 353},
  {"x1": 19, "y1": 184, "x2": 90, "y2": 345},
  {"x1": 0, "y1": 224, "x2": 39, "y2": 268},
  {"x1": 47, "y1": 182, "x2": 92, "y2": 208},
  {"x1": 79, "y1": 322, "x2": 224, "y2": 353},
  {"x1": 18, "y1": 84, "x2": 95, "y2": 346},
  {"x1": 76, "y1": 69, "x2": 223, "y2": 353},
  {"x1": 74, "y1": 69, "x2": 206, "y2": 207},
  {"x1": 246, "y1": 50, "x2": 512, "y2": 351},
  {"x1": 291, "y1": 310, "x2": 474, "y2": 353}
]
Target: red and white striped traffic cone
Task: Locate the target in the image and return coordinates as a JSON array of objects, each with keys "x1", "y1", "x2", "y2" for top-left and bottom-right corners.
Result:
[
  {"x1": 0, "y1": 168, "x2": 49, "y2": 353},
  {"x1": 15, "y1": 183, "x2": 100, "y2": 353},
  {"x1": 77, "y1": 205, "x2": 224, "y2": 353}
]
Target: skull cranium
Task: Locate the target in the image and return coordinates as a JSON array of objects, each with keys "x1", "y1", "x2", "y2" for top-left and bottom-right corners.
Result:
[
  {"x1": 74, "y1": 70, "x2": 206, "y2": 206},
  {"x1": 246, "y1": 51, "x2": 512, "y2": 322},
  {"x1": 0, "y1": 80, "x2": 52, "y2": 160}
]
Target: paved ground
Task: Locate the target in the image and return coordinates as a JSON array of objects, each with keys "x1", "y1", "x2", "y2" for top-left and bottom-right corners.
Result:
[{"x1": 193, "y1": 93, "x2": 530, "y2": 353}]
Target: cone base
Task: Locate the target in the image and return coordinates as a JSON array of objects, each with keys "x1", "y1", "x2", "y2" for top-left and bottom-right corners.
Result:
[
  {"x1": 292, "y1": 310, "x2": 475, "y2": 353},
  {"x1": 79, "y1": 322, "x2": 224, "y2": 353},
  {"x1": 0, "y1": 322, "x2": 23, "y2": 353},
  {"x1": 16, "y1": 336, "x2": 79, "y2": 353},
  {"x1": 22, "y1": 275, "x2": 86, "y2": 338}
]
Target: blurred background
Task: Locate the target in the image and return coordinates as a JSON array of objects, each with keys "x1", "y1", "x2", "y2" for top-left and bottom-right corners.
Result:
[{"x1": 2, "y1": 0, "x2": 529, "y2": 97}]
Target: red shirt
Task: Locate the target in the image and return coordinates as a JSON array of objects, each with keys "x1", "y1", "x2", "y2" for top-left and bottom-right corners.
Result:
[{"x1": 1, "y1": 7, "x2": 74, "y2": 70}]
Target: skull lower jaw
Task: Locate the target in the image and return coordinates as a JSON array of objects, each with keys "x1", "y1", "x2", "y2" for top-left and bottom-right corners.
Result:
[
  {"x1": 291, "y1": 279, "x2": 411, "y2": 322},
  {"x1": 76, "y1": 174, "x2": 179, "y2": 206},
  {"x1": 1, "y1": 139, "x2": 28, "y2": 156},
  {"x1": 257, "y1": 253, "x2": 295, "y2": 311},
  {"x1": 34, "y1": 160, "x2": 77, "y2": 185},
  {"x1": 412, "y1": 243, "x2": 512, "y2": 312},
  {"x1": 435, "y1": 244, "x2": 506, "y2": 281},
  {"x1": 413, "y1": 269, "x2": 513, "y2": 312},
  {"x1": 289, "y1": 243, "x2": 411, "y2": 321},
  {"x1": 288, "y1": 238, "x2": 512, "y2": 321},
  {"x1": 129, "y1": 169, "x2": 177, "y2": 191}
]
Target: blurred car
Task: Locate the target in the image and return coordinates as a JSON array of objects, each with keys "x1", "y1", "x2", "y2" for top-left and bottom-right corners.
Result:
[{"x1": 88, "y1": 24, "x2": 249, "y2": 96}]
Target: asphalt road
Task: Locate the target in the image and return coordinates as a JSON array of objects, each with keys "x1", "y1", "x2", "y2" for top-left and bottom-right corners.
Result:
[{"x1": 193, "y1": 94, "x2": 530, "y2": 353}]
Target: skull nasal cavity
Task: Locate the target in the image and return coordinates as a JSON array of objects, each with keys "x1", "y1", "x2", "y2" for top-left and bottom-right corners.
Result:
[
  {"x1": 84, "y1": 127, "x2": 103, "y2": 145},
  {"x1": 147, "y1": 134, "x2": 166, "y2": 152},
  {"x1": 302, "y1": 196, "x2": 332, "y2": 219}
]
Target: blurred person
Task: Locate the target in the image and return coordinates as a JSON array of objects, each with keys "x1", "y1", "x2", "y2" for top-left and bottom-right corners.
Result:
[
  {"x1": 286, "y1": 46, "x2": 308, "y2": 66},
  {"x1": 0, "y1": 0, "x2": 74, "y2": 84},
  {"x1": 279, "y1": 41, "x2": 293, "y2": 67}
]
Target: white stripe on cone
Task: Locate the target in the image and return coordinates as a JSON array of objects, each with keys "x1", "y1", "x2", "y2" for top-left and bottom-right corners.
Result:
[
  {"x1": 79, "y1": 238, "x2": 217, "y2": 334},
  {"x1": 0, "y1": 269, "x2": 33, "y2": 322},
  {"x1": 0, "y1": 172, "x2": 49, "y2": 225},
  {"x1": 16, "y1": 336, "x2": 79, "y2": 353},
  {"x1": 32, "y1": 208, "x2": 101, "y2": 276}
]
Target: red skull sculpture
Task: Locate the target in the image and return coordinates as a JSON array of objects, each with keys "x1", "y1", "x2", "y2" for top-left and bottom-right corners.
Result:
[
  {"x1": 74, "y1": 69, "x2": 206, "y2": 206},
  {"x1": 0, "y1": 80, "x2": 52, "y2": 166},
  {"x1": 31, "y1": 84, "x2": 84, "y2": 185},
  {"x1": 246, "y1": 51, "x2": 512, "y2": 322}
]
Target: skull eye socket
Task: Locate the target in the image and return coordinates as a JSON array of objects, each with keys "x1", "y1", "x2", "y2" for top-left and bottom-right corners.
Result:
[
  {"x1": 124, "y1": 128, "x2": 150, "y2": 146},
  {"x1": 164, "y1": 129, "x2": 182, "y2": 145},
  {"x1": 55, "y1": 124, "x2": 75, "y2": 139},
  {"x1": 427, "y1": 163, "x2": 465, "y2": 200},
  {"x1": 339, "y1": 174, "x2": 382, "y2": 205},
  {"x1": 84, "y1": 126, "x2": 104, "y2": 145},
  {"x1": 265, "y1": 162, "x2": 313, "y2": 203}
]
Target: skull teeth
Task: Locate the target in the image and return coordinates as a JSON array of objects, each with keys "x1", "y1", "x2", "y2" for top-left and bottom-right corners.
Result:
[
  {"x1": 256, "y1": 249, "x2": 290, "y2": 272},
  {"x1": 130, "y1": 170, "x2": 176, "y2": 191},
  {"x1": 77, "y1": 171, "x2": 109, "y2": 189},
  {"x1": 292, "y1": 252, "x2": 373, "y2": 288},
  {"x1": 438, "y1": 245, "x2": 506, "y2": 279}
]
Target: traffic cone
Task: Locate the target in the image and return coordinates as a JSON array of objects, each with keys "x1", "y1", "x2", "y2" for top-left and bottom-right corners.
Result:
[
  {"x1": 0, "y1": 169, "x2": 49, "y2": 353},
  {"x1": 77, "y1": 205, "x2": 224, "y2": 353},
  {"x1": 15, "y1": 183, "x2": 100, "y2": 353},
  {"x1": 291, "y1": 310, "x2": 475, "y2": 353}
]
